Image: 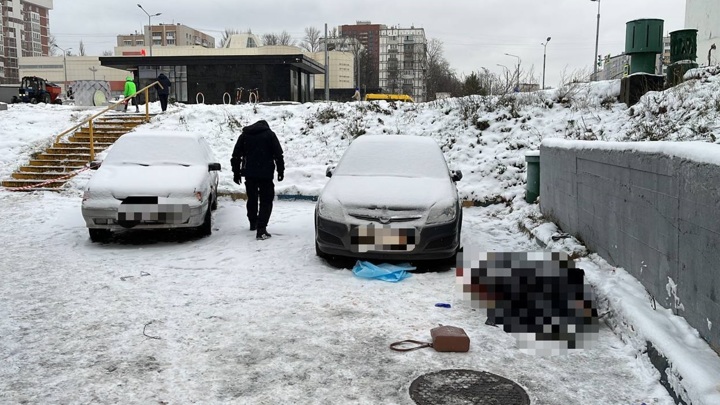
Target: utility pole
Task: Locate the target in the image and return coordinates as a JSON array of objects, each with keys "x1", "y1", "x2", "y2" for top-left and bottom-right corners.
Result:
[
  {"x1": 53, "y1": 45, "x2": 72, "y2": 96},
  {"x1": 324, "y1": 23, "x2": 329, "y2": 101},
  {"x1": 591, "y1": 0, "x2": 601, "y2": 80}
]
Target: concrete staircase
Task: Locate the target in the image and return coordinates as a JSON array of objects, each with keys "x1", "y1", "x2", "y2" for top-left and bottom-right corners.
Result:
[{"x1": 2, "y1": 115, "x2": 149, "y2": 191}]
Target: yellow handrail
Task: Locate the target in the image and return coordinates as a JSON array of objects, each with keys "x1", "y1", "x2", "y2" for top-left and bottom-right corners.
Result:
[{"x1": 53, "y1": 81, "x2": 162, "y2": 162}]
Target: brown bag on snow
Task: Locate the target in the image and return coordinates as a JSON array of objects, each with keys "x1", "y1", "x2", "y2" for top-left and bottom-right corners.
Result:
[{"x1": 389, "y1": 325, "x2": 470, "y2": 353}]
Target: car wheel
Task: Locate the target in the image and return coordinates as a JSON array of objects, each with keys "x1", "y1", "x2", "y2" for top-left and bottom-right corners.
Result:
[
  {"x1": 211, "y1": 191, "x2": 218, "y2": 211},
  {"x1": 42, "y1": 94, "x2": 51, "y2": 104},
  {"x1": 198, "y1": 207, "x2": 212, "y2": 236},
  {"x1": 30, "y1": 97, "x2": 38, "y2": 104},
  {"x1": 89, "y1": 229, "x2": 111, "y2": 243}
]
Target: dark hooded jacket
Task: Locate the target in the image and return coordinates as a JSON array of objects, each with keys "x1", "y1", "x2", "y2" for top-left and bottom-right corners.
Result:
[
  {"x1": 231, "y1": 120, "x2": 285, "y2": 179},
  {"x1": 155, "y1": 73, "x2": 171, "y2": 96}
]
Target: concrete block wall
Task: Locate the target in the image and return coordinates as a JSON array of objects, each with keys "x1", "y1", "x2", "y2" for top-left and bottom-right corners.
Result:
[{"x1": 540, "y1": 139, "x2": 720, "y2": 351}]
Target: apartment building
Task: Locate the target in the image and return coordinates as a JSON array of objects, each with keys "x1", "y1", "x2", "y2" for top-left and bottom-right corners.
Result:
[
  {"x1": 599, "y1": 54, "x2": 631, "y2": 80},
  {"x1": 379, "y1": 26, "x2": 427, "y2": 102},
  {"x1": 656, "y1": 36, "x2": 671, "y2": 75},
  {"x1": 685, "y1": 0, "x2": 720, "y2": 65},
  {"x1": 339, "y1": 21, "x2": 383, "y2": 89},
  {"x1": 0, "y1": 0, "x2": 53, "y2": 84},
  {"x1": 116, "y1": 23, "x2": 215, "y2": 55}
]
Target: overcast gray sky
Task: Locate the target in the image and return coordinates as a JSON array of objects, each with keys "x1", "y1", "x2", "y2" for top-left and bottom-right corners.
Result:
[{"x1": 50, "y1": 0, "x2": 686, "y2": 87}]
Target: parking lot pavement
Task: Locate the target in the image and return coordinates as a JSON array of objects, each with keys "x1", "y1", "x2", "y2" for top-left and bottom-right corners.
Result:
[{"x1": 0, "y1": 192, "x2": 673, "y2": 404}]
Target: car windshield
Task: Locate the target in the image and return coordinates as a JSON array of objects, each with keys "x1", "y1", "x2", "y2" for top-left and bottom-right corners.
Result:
[
  {"x1": 102, "y1": 135, "x2": 208, "y2": 167},
  {"x1": 333, "y1": 136, "x2": 449, "y2": 178}
]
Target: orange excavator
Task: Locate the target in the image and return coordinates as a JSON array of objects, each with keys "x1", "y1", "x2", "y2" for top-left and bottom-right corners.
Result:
[{"x1": 11, "y1": 76, "x2": 63, "y2": 104}]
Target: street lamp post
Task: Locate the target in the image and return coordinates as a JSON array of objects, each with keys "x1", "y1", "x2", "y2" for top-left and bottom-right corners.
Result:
[
  {"x1": 497, "y1": 63, "x2": 510, "y2": 92},
  {"x1": 504, "y1": 53, "x2": 521, "y2": 91},
  {"x1": 591, "y1": 0, "x2": 601, "y2": 81},
  {"x1": 89, "y1": 66, "x2": 98, "y2": 80},
  {"x1": 542, "y1": 37, "x2": 551, "y2": 89},
  {"x1": 53, "y1": 45, "x2": 72, "y2": 96},
  {"x1": 137, "y1": 4, "x2": 161, "y2": 57}
]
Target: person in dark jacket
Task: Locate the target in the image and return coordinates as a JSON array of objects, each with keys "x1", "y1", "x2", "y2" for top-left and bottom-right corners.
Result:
[
  {"x1": 231, "y1": 120, "x2": 285, "y2": 240},
  {"x1": 155, "y1": 73, "x2": 172, "y2": 112}
]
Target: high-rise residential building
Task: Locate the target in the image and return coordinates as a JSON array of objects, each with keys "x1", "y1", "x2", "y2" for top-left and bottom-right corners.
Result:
[
  {"x1": 339, "y1": 21, "x2": 384, "y2": 90},
  {"x1": 379, "y1": 26, "x2": 427, "y2": 102},
  {"x1": 685, "y1": 0, "x2": 720, "y2": 65},
  {"x1": 0, "y1": 0, "x2": 53, "y2": 84},
  {"x1": 656, "y1": 36, "x2": 671, "y2": 75}
]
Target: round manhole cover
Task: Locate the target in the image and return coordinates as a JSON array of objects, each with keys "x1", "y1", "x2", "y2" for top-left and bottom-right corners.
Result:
[{"x1": 409, "y1": 369, "x2": 530, "y2": 405}]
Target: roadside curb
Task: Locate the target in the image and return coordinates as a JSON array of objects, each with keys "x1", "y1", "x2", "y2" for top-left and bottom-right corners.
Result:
[{"x1": 518, "y1": 216, "x2": 691, "y2": 405}]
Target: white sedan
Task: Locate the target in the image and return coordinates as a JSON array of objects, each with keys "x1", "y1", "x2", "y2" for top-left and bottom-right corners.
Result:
[
  {"x1": 315, "y1": 135, "x2": 463, "y2": 262},
  {"x1": 81, "y1": 131, "x2": 221, "y2": 242}
]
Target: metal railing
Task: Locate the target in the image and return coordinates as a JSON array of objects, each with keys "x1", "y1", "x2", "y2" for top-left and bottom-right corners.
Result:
[{"x1": 53, "y1": 81, "x2": 162, "y2": 161}]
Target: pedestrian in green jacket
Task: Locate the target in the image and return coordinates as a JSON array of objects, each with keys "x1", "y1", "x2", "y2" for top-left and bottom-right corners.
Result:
[{"x1": 123, "y1": 76, "x2": 139, "y2": 112}]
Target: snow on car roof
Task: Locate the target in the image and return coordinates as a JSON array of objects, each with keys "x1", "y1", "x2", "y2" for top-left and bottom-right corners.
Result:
[
  {"x1": 103, "y1": 131, "x2": 210, "y2": 166},
  {"x1": 333, "y1": 135, "x2": 450, "y2": 178}
]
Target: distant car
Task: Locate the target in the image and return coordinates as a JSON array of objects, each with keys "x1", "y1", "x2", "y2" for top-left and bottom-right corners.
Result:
[
  {"x1": 315, "y1": 135, "x2": 462, "y2": 262},
  {"x1": 81, "y1": 131, "x2": 221, "y2": 242}
]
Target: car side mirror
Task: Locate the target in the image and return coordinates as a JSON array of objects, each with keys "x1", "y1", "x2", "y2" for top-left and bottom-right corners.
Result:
[
  {"x1": 209, "y1": 163, "x2": 221, "y2": 172},
  {"x1": 326, "y1": 166, "x2": 335, "y2": 178},
  {"x1": 451, "y1": 169, "x2": 463, "y2": 182}
]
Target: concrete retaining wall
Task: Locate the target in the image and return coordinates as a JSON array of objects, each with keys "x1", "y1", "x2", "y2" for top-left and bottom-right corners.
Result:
[{"x1": 540, "y1": 139, "x2": 720, "y2": 352}]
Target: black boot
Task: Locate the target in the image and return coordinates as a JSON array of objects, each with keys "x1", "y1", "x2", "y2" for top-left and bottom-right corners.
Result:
[{"x1": 256, "y1": 227, "x2": 271, "y2": 240}]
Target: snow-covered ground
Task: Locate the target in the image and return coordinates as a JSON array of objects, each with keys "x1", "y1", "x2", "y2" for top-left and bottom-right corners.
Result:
[{"x1": 2, "y1": 69, "x2": 720, "y2": 404}]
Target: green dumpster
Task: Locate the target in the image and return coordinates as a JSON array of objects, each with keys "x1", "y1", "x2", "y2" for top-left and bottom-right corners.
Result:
[{"x1": 525, "y1": 152, "x2": 540, "y2": 203}]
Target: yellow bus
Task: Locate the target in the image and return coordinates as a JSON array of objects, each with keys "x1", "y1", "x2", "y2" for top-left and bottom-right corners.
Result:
[{"x1": 364, "y1": 93, "x2": 414, "y2": 103}]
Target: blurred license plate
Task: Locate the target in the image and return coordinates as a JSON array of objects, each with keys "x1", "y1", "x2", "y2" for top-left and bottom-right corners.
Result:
[
  {"x1": 117, "y1": 203, "x2": 189, "y2": 223},
  {"x1": 351, "y1": 224, "x2": 416, "y2": 253}
]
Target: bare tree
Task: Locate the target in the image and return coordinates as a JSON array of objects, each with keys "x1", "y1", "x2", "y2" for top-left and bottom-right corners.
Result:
[
  {"x1": 263, "y1": 31, "x2": 296, "y2": 46},
  {"x1": 79, "y1": 40, "x2": 86, "y2": 56},
  {"x1": 425, "y1": 38, "x2": 462, "y2": 98},
  {"x1": 49, "y1": 34, "x2": 58, "y2": 56},
  {"x1": 220, "y1": 28, "x2": 240, "y2": 48},
  {"x1": 102, "y1": 50, "x2": 114, "y2": 56},
  {"x1": 278, "y1": 31, "x2": 296, "y2": 46},
  {"x1": 262, "y1": 33, "x2": 279, "y2": 46},
  {"x1": 300, "y1": 26, "x2": 321, "y2": 52}
]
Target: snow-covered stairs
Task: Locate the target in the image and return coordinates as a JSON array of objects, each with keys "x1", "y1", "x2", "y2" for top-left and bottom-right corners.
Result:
[{"x1": 2, "y1": 114, "x2": 150, "y2": 191}]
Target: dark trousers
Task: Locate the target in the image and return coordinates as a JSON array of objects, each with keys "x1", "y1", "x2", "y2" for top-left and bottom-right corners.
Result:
[
  {"x1": 245, "y1": 178, "x2": 275, "y2": 229},
  {"x1": 124, "y1": 97, "x2": 138, "y2": 111},
  {"x1": 159, "y1": 94, "x2": 169, "y2": 111}
]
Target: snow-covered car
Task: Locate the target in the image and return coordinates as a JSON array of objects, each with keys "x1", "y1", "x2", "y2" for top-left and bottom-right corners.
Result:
[
  {"x1": 315, "y1": 135, "x2": 462, "y2": 262},
  {"x1": 81, "y1": 131, "x2": 221, "y2": 242}
]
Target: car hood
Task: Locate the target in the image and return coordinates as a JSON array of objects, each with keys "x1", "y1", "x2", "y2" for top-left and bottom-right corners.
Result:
[
  {"x1": 321, "y1": 175, "x2": 455, "y2": 209},
  {"x1": 87, "y1": 164, "x2": 209, "y2": 199}
]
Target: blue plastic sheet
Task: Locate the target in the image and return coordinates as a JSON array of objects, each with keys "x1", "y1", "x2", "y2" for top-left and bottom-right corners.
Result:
[{"x1": 352, "y1": 261, "x2": 414, "y2": 282}]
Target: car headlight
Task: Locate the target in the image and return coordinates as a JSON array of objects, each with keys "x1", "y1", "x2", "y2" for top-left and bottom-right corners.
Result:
[
  {"x1": 427, "y1": 200, "x2": 457, "y2": 224},
  {"x1": 317, "y1": 197, "x2": 345, "y2": 222}
]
